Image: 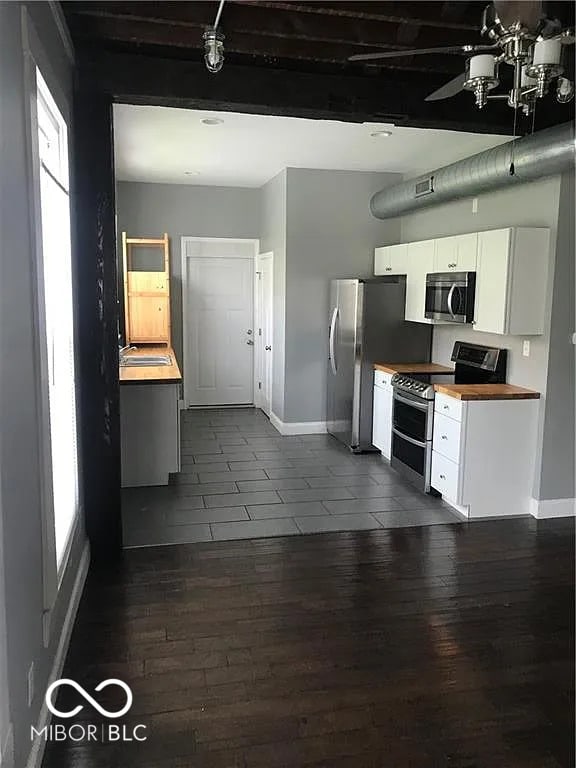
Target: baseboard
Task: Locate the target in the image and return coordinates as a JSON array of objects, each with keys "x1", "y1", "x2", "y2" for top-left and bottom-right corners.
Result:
[
  {"x1": 270, "y1": 412, "x2": 327, "y2": 436},
  {"x1": 530, "y1": 497, "x2": 576, "y2": 519},
  {"x1": 26, "y1": 542, "x2": 90, "y2": 768},
  {"x1": 1, "y1": 723, "x2": 14, "y2": 768}
]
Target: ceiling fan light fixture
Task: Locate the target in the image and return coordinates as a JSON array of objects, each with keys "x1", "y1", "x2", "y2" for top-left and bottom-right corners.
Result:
[
  {"x1": 525, "y1": 39, "x2": 563, "y2": 97},
  {"x1": 463, "y1": 54, "x2": 499, "y2": 108}
]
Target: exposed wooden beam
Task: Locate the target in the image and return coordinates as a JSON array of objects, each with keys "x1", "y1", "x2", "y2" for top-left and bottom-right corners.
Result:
[
  {"x1": 76, "y1": 47, "x2": 523, "y2": 134},
  {"x1": 67, "y1": 12, "x2": 468, "y2": 73}
]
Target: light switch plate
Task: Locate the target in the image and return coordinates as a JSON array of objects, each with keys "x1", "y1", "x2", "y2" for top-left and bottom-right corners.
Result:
[
  {"x1": 522, "y1": 340, "x2": 530, "y2": 357},
  {"x1": 472, "y1": 197, "x2": 478, "y2": 213}
]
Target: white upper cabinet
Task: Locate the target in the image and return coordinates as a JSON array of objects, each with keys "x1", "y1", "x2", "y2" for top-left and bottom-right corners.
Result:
[
  {"x1": 433, "y1": 233, "x2": 478, "y2": 272},
  {"x1": 474, "y1": 227, "x2": 550, "y2": 335},
  {"x1": 374, "y1": 243, "x2": 408, "y2": 275},
  {"x1": 405, "y1": 239, "x2": 435, "y2": 323}
]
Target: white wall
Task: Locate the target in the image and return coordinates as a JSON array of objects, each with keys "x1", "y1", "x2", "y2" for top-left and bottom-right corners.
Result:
[
  {"x1": 398, "y1": 174, "x2": 570, "y2": 501},
  {"x1": 283, "y1": 168, "x2": 402, "y2": 424},
  {"x1": 116, "y1": 182, "x2": 260, "y2": 364},
  {"x1": 0, "y1": 4, "x2": 88, "y2": 767}
]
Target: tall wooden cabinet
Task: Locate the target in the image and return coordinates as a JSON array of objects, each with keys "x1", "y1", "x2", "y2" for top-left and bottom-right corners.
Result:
[{"x1": 122, "y1": 232, "x2": 171, "y2": 346}]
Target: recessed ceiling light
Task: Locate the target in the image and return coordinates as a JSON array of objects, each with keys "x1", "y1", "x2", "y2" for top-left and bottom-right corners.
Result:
[
  {"x1": 201, "y1": 117, "x2": 224, "y2": 125},
  {"x1": 370, "y1": 130, "x2": 393, "y2": 138},
  {"x1": 184, "y1": 171, "x2": 200, "y2": 176}
]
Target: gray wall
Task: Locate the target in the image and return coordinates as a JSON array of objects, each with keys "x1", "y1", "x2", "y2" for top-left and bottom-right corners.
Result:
[
  {"x1": 283, "y1": 168, "x2": 402, "y2": 423},
  {"x1": 398, "y1": 174, "x2": 569, "y2": 501},
  {"x1": 538, "y1": 171, "x2": 575, "y2": 500},
  {"x1": 259, "y1": 171, "x2": 287, "y2": 419},
  {"x1": 116, "y1": 182, "x2": 260, "y2": 364},
  {"x1": 0, "y1": 3, "x2": 88, "y2": 767}
]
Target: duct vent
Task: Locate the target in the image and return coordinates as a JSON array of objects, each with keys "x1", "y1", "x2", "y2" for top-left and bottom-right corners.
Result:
[{"x1": 414, "y1": 177, "x2": 434, "y2": 198}]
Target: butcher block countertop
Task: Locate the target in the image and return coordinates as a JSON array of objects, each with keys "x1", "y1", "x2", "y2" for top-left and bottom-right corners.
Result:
[
  {"x1": 434, "y1": 383, "x2": 540, "y2": 401},
  {"x1": 373, "y1": 362, "x2": 454, "y2": 375},
  {"x1": 119, "y1": 346, "x2": 182, "y2": 384}
]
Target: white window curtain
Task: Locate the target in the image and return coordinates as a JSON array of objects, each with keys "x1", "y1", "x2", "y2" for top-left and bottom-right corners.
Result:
[{"x1": 36, "y1": 69, "x2": 79, "y2": 570}]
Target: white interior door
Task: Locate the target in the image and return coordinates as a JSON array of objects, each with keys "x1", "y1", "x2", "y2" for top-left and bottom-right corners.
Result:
[
  {"x1": 186, "y1": 256, "x2": 254, "y2": 406},
  {"x1": 256, "y1": 253, "x2": 273, "y2": 416}
]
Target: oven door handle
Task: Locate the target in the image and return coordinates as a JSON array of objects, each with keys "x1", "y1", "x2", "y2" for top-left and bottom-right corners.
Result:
[
  {"x1": 447, "y1": 284, "x2": 456, "y2": 319},
  {"x1": 393, "y1": 392, "x2": 430, "y2": 412},
  {"x1": 392, "y1": 428, "x2": 428, "y2": 449}
]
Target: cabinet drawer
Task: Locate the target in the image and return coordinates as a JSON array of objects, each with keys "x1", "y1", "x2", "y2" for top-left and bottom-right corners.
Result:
[
  {"x1": 431, "y1": 451, "x2": 460, "y2": 502},
  {"x1": 434, "y1": 392, "x2": 462, "y2": 422},
  {"x1": 433, "y1": 412, "x2": 462, "y2": 464},
  {"x1": 374, "y1": 371, "x2": 393, "y2": 388}
]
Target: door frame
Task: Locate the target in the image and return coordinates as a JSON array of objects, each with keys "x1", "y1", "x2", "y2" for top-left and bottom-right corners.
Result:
[
  {"x1": 254, "y1": 251, "x2": 274, "y2": 416},
  {"x1": 181, "y1": 236, "x2": 260, "y2": 408}
]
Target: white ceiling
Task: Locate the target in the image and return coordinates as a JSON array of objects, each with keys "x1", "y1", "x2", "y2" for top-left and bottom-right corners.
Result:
[{"x1": 113, "y1": 104, "x2": 511, "y2": 188}]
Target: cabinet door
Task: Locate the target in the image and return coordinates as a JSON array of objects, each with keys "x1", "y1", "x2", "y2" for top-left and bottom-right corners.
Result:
[
  {"x1": 372, "y1": 384, "x2": 392, "y2": 459},
  {"x1": 433, "y1": 236, "x2": 458, "y2": 272},
  {"x1": 405, "y1": 240, "x2": 434, "y2": 323},
  {"x1": 456, "y1": 233, "x2": 478, "y2": 270},
  {"x1": 128, "y1": 296, "x2": 170, "y2": 342},
  {"x1": 474, "y1": 228, "x2": 511, "y2": 334},
  {"x1": 434, "y1": 234, "x2": 477, "y2": 272},
  {"x1": 374, "y1": 244, "x2": 407, "y2": 275}
]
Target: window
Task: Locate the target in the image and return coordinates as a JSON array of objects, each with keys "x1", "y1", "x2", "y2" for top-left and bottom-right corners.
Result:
[{"x1": 35, "y1": 68, "x2": 79, "y2": 571}]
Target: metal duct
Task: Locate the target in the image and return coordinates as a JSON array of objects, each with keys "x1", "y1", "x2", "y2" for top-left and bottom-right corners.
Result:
[{"x1": 370, "y1": 121, "x2": 575, "y2": 219}]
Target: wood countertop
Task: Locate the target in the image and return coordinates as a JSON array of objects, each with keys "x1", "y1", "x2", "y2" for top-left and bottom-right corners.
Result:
[
  {"x1": 119, "y1": 346, "x2": 182, "y2": 384},
  {"x1": 374, "y1": 362, "x2": 454, "y2": 375},
  {"x1": 434, "y1": 383, "x2": 540, "y2": 401}
]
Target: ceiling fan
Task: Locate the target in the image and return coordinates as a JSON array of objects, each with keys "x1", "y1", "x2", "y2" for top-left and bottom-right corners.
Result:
[{"x1": 349, "y1": 1, "x2": 575, "y2": 113}]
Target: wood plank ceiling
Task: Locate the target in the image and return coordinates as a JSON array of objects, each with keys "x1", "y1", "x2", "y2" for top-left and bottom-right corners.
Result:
[{"x1": 62, "y1": 1, "x2": 575, "y2": 134}]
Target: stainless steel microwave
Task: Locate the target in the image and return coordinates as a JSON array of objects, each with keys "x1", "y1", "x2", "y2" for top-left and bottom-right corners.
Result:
[{"x1": 425, "y1": 271, "x2": 476, "y2": 323}]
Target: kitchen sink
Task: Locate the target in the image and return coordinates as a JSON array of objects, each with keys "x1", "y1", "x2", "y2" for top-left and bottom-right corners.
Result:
[{"x1": 120, "y1": 355, "x2": 172, "y2": 367}]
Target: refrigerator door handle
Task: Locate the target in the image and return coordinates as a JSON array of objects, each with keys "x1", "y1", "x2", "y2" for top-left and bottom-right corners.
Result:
[{"x1": 329, "y1": 306, "x2": 338, "y2": 375}]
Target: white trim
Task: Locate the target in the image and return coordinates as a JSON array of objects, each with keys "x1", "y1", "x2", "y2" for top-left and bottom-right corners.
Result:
[
  {"x1": 530, "y1": 497, "x2": 576, "y2": 519},
  {"x1": 255, "y1": 251, "x2": 273, "y2": 417},
  {"x1": 181, "y1": 237, "x2": 260, "y2": 408},
  {"x1": 1, "y1": 724, "x2": 14, "y2": 768},
  {"x1": 270, "y1": 412, "x2": 327, "y2": 436},
  {"x1": 25, "y1": 542, "x2": 90, "y2": 768},
  {"x1": 47, "y1": 1, "x2": 75, "y2": 64}
]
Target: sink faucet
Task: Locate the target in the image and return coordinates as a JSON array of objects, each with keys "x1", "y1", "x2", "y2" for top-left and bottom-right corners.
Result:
[{"x1": 119, "y1": 345, "x2": 137, "y2": 363}]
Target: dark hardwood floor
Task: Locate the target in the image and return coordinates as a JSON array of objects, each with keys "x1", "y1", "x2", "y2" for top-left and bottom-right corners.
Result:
[{"x1": 43, "y1": 516, "x2": 574, "y2": 767}]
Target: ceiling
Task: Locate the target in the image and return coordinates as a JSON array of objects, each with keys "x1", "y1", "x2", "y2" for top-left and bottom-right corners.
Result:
[
  {"x1": 66, "y1": 2, "x2": 575, "y2": 136},
  {"x1": 113, "y1": 104, "x2": 511, "y2": 187}
]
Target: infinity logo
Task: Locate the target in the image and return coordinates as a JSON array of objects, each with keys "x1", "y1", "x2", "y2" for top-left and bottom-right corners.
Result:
[{"x1": 45, "y1": 679, "x2": 133, "y2": 719}]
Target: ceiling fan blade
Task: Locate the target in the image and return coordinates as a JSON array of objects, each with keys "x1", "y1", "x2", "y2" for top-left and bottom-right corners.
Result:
[
  {"x1": 348, "y1": 44, "x2": 495, "y2": 63},
  {"x1": 425, "y1": 72, "x2": 467, "y2": 102}
]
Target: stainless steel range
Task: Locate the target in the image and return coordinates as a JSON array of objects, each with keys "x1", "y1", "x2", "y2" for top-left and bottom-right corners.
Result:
[{"x1": 390, "y1": 342, "x2": 507, "y2": 493}]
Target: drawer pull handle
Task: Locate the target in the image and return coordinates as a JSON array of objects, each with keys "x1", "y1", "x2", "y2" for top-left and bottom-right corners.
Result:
[
  {"x1": 443, "y1": 405, "x2": 449, "y2": 410},
  {"x1": 440, "y1": 474, "x2": 446, "y2": 480},
  {"x1": 441, "y1": 435, "x2": 448, "y2": 440}
]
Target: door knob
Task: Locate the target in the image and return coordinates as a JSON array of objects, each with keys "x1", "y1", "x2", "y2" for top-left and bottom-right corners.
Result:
[
  {"x1": 247, "y1": 340, "x2": 254, "y2": 346},
  {"x1": 265, "y1": 345, "x2": 271, "y2": 351}
]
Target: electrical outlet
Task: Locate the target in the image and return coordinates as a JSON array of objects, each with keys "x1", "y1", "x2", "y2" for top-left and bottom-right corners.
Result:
[
  {"x1": 472, "y1": 197, "x2": 478, "y2": 214},
  {"x1": 522, "y1": 340, "x2": 531, "y2": 357},
  {"x1": 27, "y1": 663, "x2": 34, "y2": 707}
]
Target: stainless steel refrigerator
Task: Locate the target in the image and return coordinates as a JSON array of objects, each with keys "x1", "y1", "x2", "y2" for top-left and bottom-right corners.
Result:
[{"x1": 327, "y1": 277, "x2": 431, "y2": 452}]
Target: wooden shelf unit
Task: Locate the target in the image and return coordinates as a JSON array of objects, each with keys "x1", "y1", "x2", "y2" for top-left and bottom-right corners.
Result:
[{"x1": 122, "y1": 232, "x2": 171, "y2": 346}]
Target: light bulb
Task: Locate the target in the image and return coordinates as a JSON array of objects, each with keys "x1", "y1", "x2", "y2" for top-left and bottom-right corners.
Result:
[{"x1": 203, "y1": 28, "x2": 224, "y2": 74}]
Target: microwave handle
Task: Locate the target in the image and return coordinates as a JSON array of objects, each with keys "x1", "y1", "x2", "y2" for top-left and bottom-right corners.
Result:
[{"x1": 447, "y1": 284, "x2": 456, "y2": 319}]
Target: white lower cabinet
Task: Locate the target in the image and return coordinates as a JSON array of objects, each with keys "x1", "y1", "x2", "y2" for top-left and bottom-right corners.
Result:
[
  {"x1": 431, "y1": 395, "x2": 539, "y2": 518},
  {"x1": 372, "y1": 372, "x2": 393, "y2": 459}
]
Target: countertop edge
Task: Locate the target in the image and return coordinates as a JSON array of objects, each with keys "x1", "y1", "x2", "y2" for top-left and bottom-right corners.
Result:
[{"x1": 434, "y1": 384, "x2": 541, "y2": 401}]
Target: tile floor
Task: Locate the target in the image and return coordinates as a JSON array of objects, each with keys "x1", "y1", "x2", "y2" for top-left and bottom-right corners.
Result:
[{"x1": 122, "y1": 407, "x2": 462, "y2": 547}]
